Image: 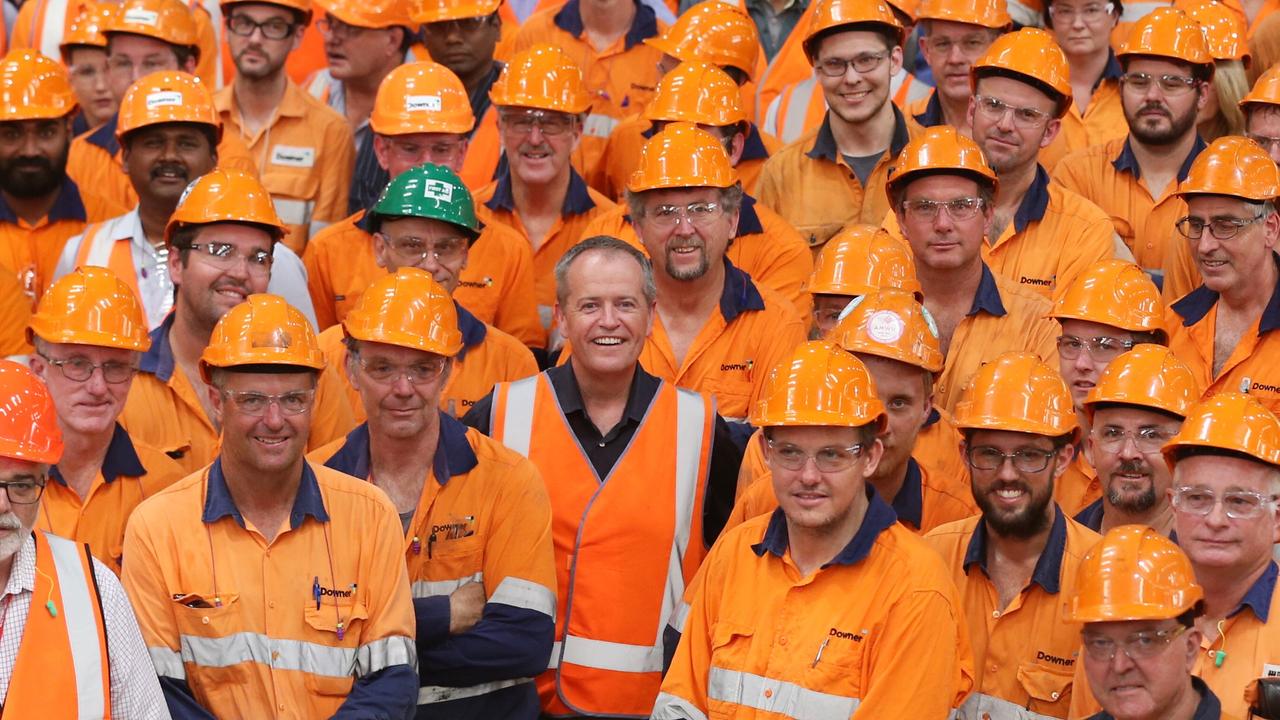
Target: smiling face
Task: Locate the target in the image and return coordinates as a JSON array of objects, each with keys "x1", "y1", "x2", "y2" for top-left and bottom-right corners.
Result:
[
  {"x1": 554, "y1": 248, "x2": 655, "y2": 378},
  {"x1": 813, "y1": 29, "x2": 901, "y2": 126},
  {"x1": 29, "y1": 342, "x2": 139, "y2": 436},
  {"x1": 1087, "y1": 405, "x2": 1181, "y2": 516},
  {"x1": 170, "y1": 223, "x2": 275, "y2": 334},
  {"x1": 122, "y1": 123, "x2": 217, "y2": 210},
  {"x1": 347, "y1": 340, "x2": 448, "y2": 440},
  {"x1": 766, "y1": 424, "x2": 883, "y2": 533},
  {"x1": 1183, "y1": 194, "x2": 1279, "y2": 294},
  {"x1": 210, "y1": 369, "x2": 315, "y2": 477},
  {"x1": 633, "y1": 186, "x2": 739, "y2": 283},
  {"x1": 967, "y1": 429, "x2": 1072, "y2": 538}
]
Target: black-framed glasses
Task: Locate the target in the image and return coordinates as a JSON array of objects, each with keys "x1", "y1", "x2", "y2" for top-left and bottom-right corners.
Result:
[
  {"x1": 967, "y1": 446, "x2": 1057, "y2": 472},
  {"x1": 815, "y1": 51, "x2": 889, "y2": 77},
  {"x1": 902, "y1": 197, "x2": 985, "y2": 222},
  {"x1": 1176, "y1": 213, "x2": 1266, "y2": 240},
  {"x1": 0, "y1": 478, "x2": 45, "y2": 505},
  {"x1": 1121, "y1": 72, "x2": 1198, "y2": 95},
  {"x1": 178, "y1": 242, "x2": 274, "y2": 274},
  {"x1": 1080, "y1": 625, "x2": 1187, "y2": 662},
  {"x1": 354, "y1": 354, "x2": 448, "y2": 385},
  {"x1": 1092, "y1": 426, "x2": 1175, "y2": 454},
  {"x1": 226, "y1": 14, "x2": 297, "y2": 39},
  {"x1": 221, "y1": 389, "x2": 316, "y2": 416},
  {"x1": 37, "y1": 352, "x2": 138, "y2": 384},
  {"x1": 973, "y1": 94, "x2": 1052, "y2": 128},
  {"x1": 1055, "y1": 335, "x2": 1136, "y2": 362},
  {"x1": 766, "y1": 439, "x2": 866, "y2": 472}
]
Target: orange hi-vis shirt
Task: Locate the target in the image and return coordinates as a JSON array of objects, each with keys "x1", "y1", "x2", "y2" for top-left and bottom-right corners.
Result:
[
  {"x1": 509, "y1": 0, "x2": 667, "y2": 182},
  {"x1": 1163, "y1": 223, "x2": 1203, "y2": 304},
  {"x1": 756, "y1": 109, "x2": 922, "y2": 250},
  {"x1": 656, "y1": 498, "x2": 974, "y2": 719},
  {"x1": 36, "y1": 423, "x2": 186, "y2": 575},
  {"x1": 762, "y1": 67, "x2": 934, "y2": 146},
  {"x1": 473, "y1": 168, "x2": 616, "y2": 326},
  {"x1": 1055, "y1": 450, "x2": 1101, "y2": 519},
  {"x1": 310, "y1": 413, "x2": 557, "y2": 717},
  {"x1": 1052, "y1": 135, "x2": 1207, "y2": 271},
  {"x1": 933, "y1": 264, "x2": 1062, "y2": 413},
  {"x1": 121, "y1": 459, "x2": 418, "y2": 719},
  {"x1": 0, "y1": 269, "x2": 31, "y2": 356},
  {"x1": 924, "y1": 508, "x2": 1102, "y2": 719},
  {"x1": 579, "y1": 195, "x2": 815, "y2": 316},
  {"x1": 215, "y1": 81, "x2": 356, "y2": 254},
  {"x1": 302, "y1": 209, "x2": 546, "y2": 348},
  {"x1": 119, "y1": 313, "x2": 357, "y2": 474},
  {"x1": 66, "y1": 114, "x2": 260, "y2": 212},
  {"x1": 316, "y1": 300, "x2": 539, "y2": 422},
  {"x1": 0, "y1": 176, "x2": 126, "y2": 305},
  {"x1": 1039, "y1": 54, "x2": 1127, "y2": 173},
  {"x1": 1166, "y1": 259, "x2": 1280, "y2": 415}
]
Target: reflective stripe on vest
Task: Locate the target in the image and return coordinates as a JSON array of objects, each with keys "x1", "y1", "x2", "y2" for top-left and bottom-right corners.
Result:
[
  {"x1": 1120, "y1": 1, "x2": 1168, "y2": 20},
  {"x1": 274, "y1": 198, "x2": 316, "y2": 229},
  {"x1": 707, "y1": 666, "x2": 862, "y2": 719},
  {"x1": 305, "y1": 71, "x2": 335, "y2": 102},
  {"x1": 179, "y1": 632, "x2": 414, "y2": 677},
  {"x1": 652, "y1": 691, "x2": 711, "y2": 720},
  {"x1": 419, "y1": 677, "x2": 536, "y2": 704},
  {"x1": 46, "y1": 534, "x2": 109, "y2": 717},
  {"x1": 32, "y1": 0, "x2": 69, "y2": 60},
  {"x1": 769, "y1": 77, "x2": 823, "y2": 146},
  {"x1": 1005, "y1": 0, "x2": 1045, "y2": 27},
  {"x1": 583, "y1": 113, "x2": 620, "y2": 139},
  {"x1": 892, "y1": 71, "x2": 933, "y2": 108},
  {"x1": 957, "y1": 691, "x2": 1063, "y2": 720},
  {"x1": 76, "y1": 215, "x2": 144, "y2": 302}
]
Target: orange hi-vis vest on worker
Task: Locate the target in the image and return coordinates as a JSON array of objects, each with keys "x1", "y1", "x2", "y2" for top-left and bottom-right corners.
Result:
[
  {"x1": 764, "y1": 68, "x2": 933, "y2": 145},
  {"x1": 4, "y1": 532, "x2": 111, "y2": 719},
  {"x1": 489, "y1": 372, "x2": 714, "y2": 717}
]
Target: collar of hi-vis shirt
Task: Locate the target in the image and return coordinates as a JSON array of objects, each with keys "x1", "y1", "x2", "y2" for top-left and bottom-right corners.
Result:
[
  {"x1": 913, "y1": 91, "x2": 945, "y2": 128},
  {"x1": 548, "y1": 360, "x2": 661, "y2": 428},
  {"x1": 710, "y1": 257, "x2": 768, "y2": 321},
  {"x1": 966, "y1": 263, "x2": 1008, "y2": 317},
  {"x1": 1112, "y1": 134, "x2": 1207, "y2": 187},
  {"x1": 963, "y1": 504, "x2": 1069, "y2": 593},
  {"x1": 50, "y1": 423, "x2": 146, "y2": 487},
  {"x1": 322, "y1": 410, "x2": 478, "y2": 483},
  {"x1": 1091, "y1": 677, "x2": 1223, "y2": 720},
  {"x1": 1225, "y1": 560, "x2": 1278, "y2": 622},
  {"x1": 553, "y1": 0, "x2": 659, "y2": 50},
  {"x1": 139, "y1": 311, "x2": 179, "y2": 381},
  {"x1": 807, "y1": 104, "x2": 911, "y2": 165},
  {"x1": 86, "y1": 114, "x2": 121, "y2": 157},
  {"x1": 202, "y1": 456, "x2": 330, "y2": 529},
  {"x1": 1171, "y1": 252, "x2": 1280, "y2": 333},
  {"x1": 752, "y1": 485, "x2": 898, "y2": 566},
  {"x1": 0, "y1": 175, "x2": 88, "y2": 227},
  {"x1": 1094, "y1": 51, "x2": 1124, "y2": 94},
  {"x1": 891, "y1": 457, "x2": 926, "y2": 529},
  {"x1": 641, "y1": 121, "x2": 772, "y2": 163},
  {"x1": 1007, "y1": 165, "x2": 1052, "y2": 237},
  {"x1": 453, "y1": 300, "x2": 488, "y2": 363},
  {"x1": 485, "y1": 166, "x2": 597, "y2": 218},
  {"x1": 217, "y1": 80, "x2": 310, "y2": 141}
]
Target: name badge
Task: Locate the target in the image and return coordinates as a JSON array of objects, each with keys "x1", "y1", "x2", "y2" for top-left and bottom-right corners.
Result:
[
  {"x1": 271, "y1": 145, "x2": 315, "y2": 168},
  {"x1": 1264, "y1": 663, "x2": 1280, "y2": 678}
]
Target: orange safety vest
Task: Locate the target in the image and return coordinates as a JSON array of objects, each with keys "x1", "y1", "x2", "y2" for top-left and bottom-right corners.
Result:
[
  {"x1": 73, "y1": 214, "x2": 142, "y2": 301},
  {"x1": 490, "y1": 373, "x2": 713, "y2": 718},
  {"x1": 4, "y1": 532, "x2": 111, "y2": 719}
]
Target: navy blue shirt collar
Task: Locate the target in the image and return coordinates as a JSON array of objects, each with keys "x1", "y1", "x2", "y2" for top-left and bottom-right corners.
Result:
[
  {"x1": 1012, "y1": 166, "x2": 1052, "y2": 235},
  {"x1": 720, "y1": 257, "x2": 767, "y2": 323},
  {"x1": 87, "y1": 115, "x2": 121, "y2": 156},
  {"x1": 889, "y1": 458, "x2": 925, "y2": 529},
  {"x1": 736, "y1": 194, "x2": 764, "y2": 236},
  {"x1": 0, "y1": 176, "x2": 88, "y2": 225},
  {"x1": 1098, "y1": 51, "x2": 1124, "y2": 90},
  {"x1": 485, "y1": 166, "x2": 596, "y2": 217},
  {"x1": 138, "y1": 312, "x2": 178, "y2": 381},
  {"x1": 202, "y1": 456, "x2": 330, "y2": 529},
  {"x1": 1073, "y1": 498, "x2": 1104, "y2": 532},
  {"x1": 752, "y1": 485, "x2": 899, "y2": 566},
  {"x1": 51, "y1": 423, "x2": 147, "y2": 486},
  {"x1": 454, "y1": 300, "x2": 487, "y2": 363},
  {"x1": 1112, "y1": 134, "x2": 1207, "y2": 182},
  {"x1": 964, "y1": 505, "x2": 1069, "y2": 594},
  {"x1": 968, "y1": 263, "x2": 1008, "y2": 317},
  {"x1": 912, "y1": 91, "x2": 945, "y2": 128},
  {"x1": 1171, "y1": 253, "x2": 1280, "y2": 333},
  {"x1": 322, "y1": 412, "x2": 478, "y2": 485},
  {"x1": 553, "y1": 0, "x2": 658, "y2": 49},
  {"x1": 1228, "y1": 561, "x2": 1277, "y2": 623},
  {"x1": 808, "y1": 105, "x2": 911, "y2": 163}
]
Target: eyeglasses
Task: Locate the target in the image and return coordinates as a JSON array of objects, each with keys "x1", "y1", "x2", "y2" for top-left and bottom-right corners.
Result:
[
  {"x1": 1247, "y1": 133, "x2": 1280, "y2": 154},
  {"x1": 1121, "y1": 72, "x2": 1199, "y2": 96},
  {"x1": 227, "y1": 14, "x2": 297, "y2": 40},
  {"x1": 967, "y1": 446, "x2": 1058, "y2": 473},
  {"x1": 923, "y1": 33, "x2": 995, "y2": 58},
  {"x1": 317, "y1": 15, "x2": 369, "y2": 39},
  {"x1": 646, "y1": 201, "x2": 726, "y2": 229},
  {"x1": 1047, "y1": 2, "x2": 1115, "y2": 23},
  {"x1": 221, "y1": 389, "x2": 316, "y2": 416},
  {"x1": 973, "y1": 94, "x2": 1053, "y2": 128},
  {"x1": 1176, "y1": 213, "x2": 1266, "y2": 240},
  {"x1": 106, "y1": 56, "x2": 175, "y2": 78},
  {"x1": 1081, "y1": 625, "x2": 1187, "y2": 662},
  {"x1": 1173, "y1": 486, "x2": 1279, "y2": 520},
  {"x1": 354, "y1": 355, "x2": 448, "y2": 385},
  {"x1": 179, "y1": 242, "x2": 274, "y2": 274},
  {"x1": 1093, "y1": 426, "x2": 1176, "y2": 454},
  {"x1": 766, "y1": 439, "x2": 866, "y2": 472},
  {"x1": 383, "y1": 136, "x2": 465, "y2": 163},
  {"x1": 0, "y1": 478, "x2": 45, "y2": 505},
  {"x1": 815, "y1": 51, "x2": 889, "y2": 77},
  {"x1": 901, "y1": 197, "x2": 985, "y2": 222},
  {"x1": 378, "y1": 233, "x2": 468, "y2": 263},
  {"x1": 498, "y1": 109, "x2": 576, "y2": 137},
  {"x1": 37, "y1": 352, "x2": 138, "y2": 384},
  {"x1": 1055, "y1": 335, "x2": 1136, "y2": 362},
  {"x1": 426, "y1": 16, "x2": 492, "y2": 34},
  {"x1": 68, "y1": 63, "x2": 106, "y2": 82}
]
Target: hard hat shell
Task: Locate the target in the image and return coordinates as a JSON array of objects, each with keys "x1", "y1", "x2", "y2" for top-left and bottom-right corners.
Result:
[
  {"x1": 220, "y1": 0, "x2": 312, "y2": 16},
  {"x1": 28, "y1": 267, "x2": 151, "y2": 352},
  {"x1": 1117, "y1": 7, "x2": 1215, "y2": 72},
  {"x1": 343, "y1": 268, "x2": 463, "y2": 357},
  {"x1": 370, "y1": 62, "x2": 475, "y2": 136},
  {"x1": 751, "y1": 340, "x2": 888, "y2": 430},
  {"x1": 0, "y1": 50, "x2": 77, "y2": 122},
  {"x1": 1185, "y1": 0, "x2": 1249, "y2": 62},
  {"x1": 116, "y1": 71, "x2": 220, "y2": 141},
  {"x1": 1067, "y1": 525, "x2": 1204, "y2": 623},
  {"x1": 971, "y1": 28, "x2": 1072, "y2": 115},
  {"x1": 1083, "y1": 345, "x2": 1199, "y2": 420},
  {"x1": 413, "y1": 0, "x2": 500, "y2": 23},
  {"x1": 1162, "y1": 392, "x2": 1280, "y2": 468},
  {"x1": 828, "y1": 288, "x2": 944, "y2": 373},
  {"x1": 915, "y1": 0, "x2": 1011, "y2": 28},
  {"x1": 0, "y1": 359, "x2": 63, "y2": 464},
  {"x1": 317, "y1": 0, "x2": 414, "y2": 28},
  {"x1": 645, "y1": 1, "x2": 760, "y2": 79},
  {"x1": 165, "y1": 169, "x2": 287, "y2": 243},
  {"x1": 1240, "y1": 64, "x2": 1280, "y2": 109},
  {"x1": 803, "y1": 0, "x2": 905, "y2": 60},
  {"x1": 627, "y1": 122, "x2": 739, "y2": 192},
  {"x1": 61, "y1": 2, "x2": 116, "y2": 50},
  {"x1": 1050, "y1": 259, "x2": 1165, "y2": 335},
  {"x1": 369, "y1": 163, "x2": 480, "y2": 235},
  {"x1": 805, "y1": 224, "x2": 921, "y2": 298},
  {"x1": 104, "y1": 0, "x2": 200, "y2": 48},
  {"x1": 643, "y1": 62, "x2": 747, "y2": 127},
  {"x1": 199, "y1": 294, "x2": 326, "y2": 382},
  {"x1": 489, "y1": 44, "x2": 592, "y2": 114},
  {"x1": 1174, "y1": 135, "x2": 1280, "y2": 202},
  {"x1": 953, "y1": 351, "x2": 1078, "y2": 438},
  {"x1": 886, "y1": 125, "x2": 999, "y2": 197}
]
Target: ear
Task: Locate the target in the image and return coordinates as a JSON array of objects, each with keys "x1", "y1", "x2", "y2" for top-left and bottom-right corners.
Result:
[
  {"x1": 967, "y1": 96, "x2": 978, "y2": 130},
  {"x1": 28, "y1": 353, "x2": 46, "y2": 378},
  {"x1": 372, "y1": 232, "x2": 392, "y2": 270},
  {"x1": 1051, "y1": 442, "x2": 1076, "y2": 478},
  {"x1": 169, "y1": 245, "x2": 186, "y2": 286},
  {"x1": 889, "y1": 44, "x2": 903, "y2": 77},
  {"x1": 726, "y1": 131, "x2": 746, "y2": 166},
  {"x1": 207, "y1": 382, "x2": 224, "y2": 425},
  {"x1": 1040, "y1": 117, "x2": 1062, "y2": 148},
  {"x1": 373, "y1": 135, "x2": 391, "y2": 173},
  {"x1": 1083, "y1": 432, "x2": 1096, "y2": 468},
  {"x1": 860, "y1": 437, "x2": 885, "y2": 479}
]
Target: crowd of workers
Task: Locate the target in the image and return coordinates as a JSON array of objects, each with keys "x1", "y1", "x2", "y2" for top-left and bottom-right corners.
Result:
[{"x1": 0, "y1": 0, "x2": 1278, "y2": 716}]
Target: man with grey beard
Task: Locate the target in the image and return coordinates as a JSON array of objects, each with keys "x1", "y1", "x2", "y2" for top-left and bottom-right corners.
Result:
[{"x1": 623, "y1": 123, "x2": 805, "y2": 422}]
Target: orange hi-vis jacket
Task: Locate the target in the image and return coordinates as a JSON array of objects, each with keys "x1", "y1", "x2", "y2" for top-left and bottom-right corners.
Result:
[
  {"x1": 756, "y1": 109, "x2": 922, "y2": 250},
  {"x1": 37, "y1": 423, "x2": 186, "y2": 575},
  {"x1": 489, "y1": 371, "x2": 714, "y2": 717},
  {"x1": 655, "y1": 499, "x2": 974, "y2": 718},
  {"x1": 924, "y1": 508, "x2": 1102, "y2": 719},
  {"x1": 121, "y1": 459, "x2": 418, "y2": 719},
  {"x1": 302, "y1": 209, "x2": 547, "y2": 348},
  {"x1": 763, "y1": 67, "x2": 934, "y2": 146},
  {"x1": 4, "y1": 532, "x2": 111, "y2": 719},
  {"x1": 316, "y1": 300, "x2": 539, "y2": 422},
  {"x1": 1052, "y1": 135, "x2": 1207, "y2": 271},
  {"x1": 752, "y1": 0, "x2": 817, "y2": 126},
  {"x1": 1039, "y1": 54, "x2": 1127, "y2": 173}
]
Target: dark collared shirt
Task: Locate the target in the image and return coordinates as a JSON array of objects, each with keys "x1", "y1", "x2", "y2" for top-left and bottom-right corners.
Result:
[
  {"x1": 1086, "y1": 677, "x2": 1227, "y2": 720},
  {"x1": 753, "y1": 486, "x2": 898, "y2": 565}
]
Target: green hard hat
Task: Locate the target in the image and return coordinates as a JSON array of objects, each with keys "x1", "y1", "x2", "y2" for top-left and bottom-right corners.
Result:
[{"x1": 370, "y1": 163, "x2": 480, "y2": 235}]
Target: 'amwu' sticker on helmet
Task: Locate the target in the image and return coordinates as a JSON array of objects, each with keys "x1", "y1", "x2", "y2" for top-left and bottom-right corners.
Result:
[{"x1": 867, "y1": 310, "x2": 905, "y2": 344}]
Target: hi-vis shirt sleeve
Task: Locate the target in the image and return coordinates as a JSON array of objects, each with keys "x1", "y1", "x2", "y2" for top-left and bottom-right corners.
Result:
[
  {"x1": 312, "y1": 364, "x2": 358, "y2": 451},
  {"x1": 309, "y1": 116, "x2": 355, "y2": 233}
]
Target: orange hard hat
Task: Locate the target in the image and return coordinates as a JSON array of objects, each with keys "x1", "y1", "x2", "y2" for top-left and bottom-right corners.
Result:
[
  {"x1": 370, "y1": 62, "x2": 475, "y2": 136},
  {"x1": 489, "y1": 44, "x2": 592, "y2": 114},
  {"x1": 627, "y1": 122, "x2": 738, "y2": 192},
  {"x1": 953, "y1": 352, "x2": 1078, "y2": 438},
  {"x1": 828, "y1": 288, "x2": 944, "y2": 373},
  {"x1": 343, "y1": 267, "x2": 463, "y2": 357},
  {"x1": 0, "y1": 359, "x2": 63, "y2": 465},
  {"x1": 886, "y1": 0, "x2": 918, "y2": 20},
  {"x1": 803, "y1": 0, "x2": 905, "y2": 59},
  {"x1": 645, "y1": 1, "x2": 760, "y2": 79},
  {"x1": 61, "y1": 2, "x2": 116, "y2": 50},
  {"x1": 413, "y1": 0, "x2": 499, "y2": 23},
  {"x1": 1050, "y1": 259, "x2": 1165, "y2": 335},
  {"x1": 805, "y1": 225, "x2": 921, "y2": 297},
  {"x1": 1163, "y1": 392, "x2": 1280, "y2": 468},
  {"x1": 1118, "y1": 7, "x2": 1214, "y2": 72},
  {"x1": 1083, "y1": 345, "x2": 1199, "y2": 420},
  {"x1": 915, "y1": 0, "x2": 1011, "y2": 29},
  {"x1": 199, "y1": 294, "x2": 326, "y2": 382},
  {"x1": 751, "y1": 340, "x2": 888, "y2": 430},
  {"x1": 0, "y1": 51, "x2": 77, "y2": 122},
  {"x1": 116, "y1": 71, "x2": 220, "y2": 141},
  {"x1": 643, "y1": 62, "x2": 747, "y2": 127},
  {"x1": 886, "y1": 125, "x2": 999, "y2": 197},
  {"x1": 1186, "y1": 1, "x2": 1249, "y2": 62},
  {"x1": 317, "y1": 0, "x2": 414, "y2": 28},
  {"x1": 165, "y1": 169, "x2": 287, "y2": 243},
  {"x1": 1067, "y1": 525, "x2": 1203, "y2": 623},
  {"x1": 1240, "y1": 64, "x2": 1280, "y2": 109},
  {"x1": 971, "y1": 29, "x2": 1072, "y2": 114},
  {"x1": 28, "y1": 267, "x2": 151, "y2": 352},
  {"x1": 1174, "y1": 135, "x2": 1280, "y2": 202},
  {"x1": 104, "y1": 0, "x2": 200, "y2": 49}
]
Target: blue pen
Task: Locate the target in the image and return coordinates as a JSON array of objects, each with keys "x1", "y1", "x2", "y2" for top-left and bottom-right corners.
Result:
[{"x1": 312, "y1": 577, "x2": 321, "y2": 610}]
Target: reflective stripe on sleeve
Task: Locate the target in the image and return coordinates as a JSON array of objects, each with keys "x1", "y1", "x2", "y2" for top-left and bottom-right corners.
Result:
[
  {"x1": 651, "y1": 691, "x2": 711, "y2": 720},
  {"x1": 490, "y1": 577, "x2": 555, "y2": 618},
  {"x1": 411, "y1": 573, "x2": 484, "y2": 599},
  {"x1": 418, "y1": 677, "x2": 535, "y2": 704},
  {"x1": 957, "y1": 692, "x2": 1065, "y2": 720},
  {"x1": 355, "y1": 635, "x2": 417, "y2": 675},
  {"x1": 46, "y1": 536, "x2": 107, "y2": 718},
  {"x1": 148, "y1": 646, "x2": 186, "y2": 679},
  {"x1": 707, "y1": 666, "x2": 861, "y2": 720},
  {"x1": 668, "y1": 599, "x2": 692, "y2": 635},
  {"x1": 273, "y1": 198, "x2": 315, "y2": 227}
]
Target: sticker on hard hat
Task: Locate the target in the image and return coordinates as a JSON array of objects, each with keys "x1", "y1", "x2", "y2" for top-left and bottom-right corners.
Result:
[
  {"x1": 867, "y1": 310, "x2": 905, "y2": 344},
  {"x1": 123, "y1": 8, "x2": 159, "y2": 25},
  {"x1": 251, "y1": 329, "x2": 293, "y2": 350},
  {"x1": 837, "y1": 295, "x2": 866, "y2": 324},
  {"x1": 404, "y1": 95, "x2": 443, "y2": 112},
  {"x1": 176, "y1": 178, "x2": 199, "y2": 208},
  {"x1": 422, "y1": 179, "x2": 453, "y2": 203},
  {"x1": 146, "y1": 91, "x2": 184, "y2": 109}
]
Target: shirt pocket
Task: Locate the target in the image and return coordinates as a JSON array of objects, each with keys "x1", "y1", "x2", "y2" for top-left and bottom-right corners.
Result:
[
  {"x1": 701, "y1": 376, "x2": 756, "y2": 423},
  {"x1": 421, "y1": 534, "x2": 485, "y2": 590},
  {"x1": 793, "y1": 223, "x2": 847, "y2": 249},
  {"x1": 261, "y1": 171, "x2": 319, "y2": 228},
  {"x1": 708, "y1": 622, "x2": 756, "y2": 720},
  {"x1": 1017, "y1": 661, "x2": 1074, "y2": 712},
  {"x1": 302, "y1": 598, "x2": 370, "y2": 696},
  {"x1": 172, "y1": 593, "x2": 247, "y2": 693}
]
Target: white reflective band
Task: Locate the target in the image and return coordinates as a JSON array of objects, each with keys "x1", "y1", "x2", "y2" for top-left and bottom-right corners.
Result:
[
  {"x1": 668, "y1": 600, "x2": 691, "y2": 635},
  {"x1": 148, "y1": 646, "x2": 186, "y2": 679},
  {"x1": 557, "y1": 635, "x2": 664, "y2": 673},
  {"x1": 418, "y1": 677, "x2": 533, "y2": 704},
  {"x1": 82, "y1": 216, "x2": 131, "y2": 268},
  {"x1": 181, "y1": 631, "x2": 356, "y2": 677},
  {"x1": 38, "y1": 0, "x2": 70, "y2": 60},
  {"x1": 651, "y1": 691, "x2": 710, "y2": 720},
  {"x1": 660, "y1": 388, "x2": 706, "y2": 646},
  {"x1": 273, "y1": 198, "x2": 314, "y2": 227},
  {"x1": 763, "y1": 95, "x2": 782, "y2": 140},
  {"x1": 1120, "y1": 0, "x2": 1168, "y2": 19},
  {"x1": 309, "y1": 220, "x2": 332, "y2": 237},
  {"x1": 1005, "y1": 0, "x2": 1045, "y2": 27},
  {"x1": 356, "y1": 635, "x2": 417, "y2": 674},
  {"x1": 46, "y1": 535, "x2": 107, "y2": 718},
  {"x1": 957, "y1": 692, "x2": 1063, "y2": 720},
  {"x1": 781, "y1": 78, "x2": 821, "y2": 145},
  {"x1": 707, "y1": 667, "x2": 861, "y2": 720},
  {"x1": 411, "y1": 573, "x2": 484, "y2": 598},
  {"x1": 582, "y1": 113, "x2": 619, "y2": 139},
  {"x1": 498, "y1": 377, "x2": 538, "y2": 458},
  {"x1": 490, "y1": 577, "x2": 556, "y2": 618}
]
